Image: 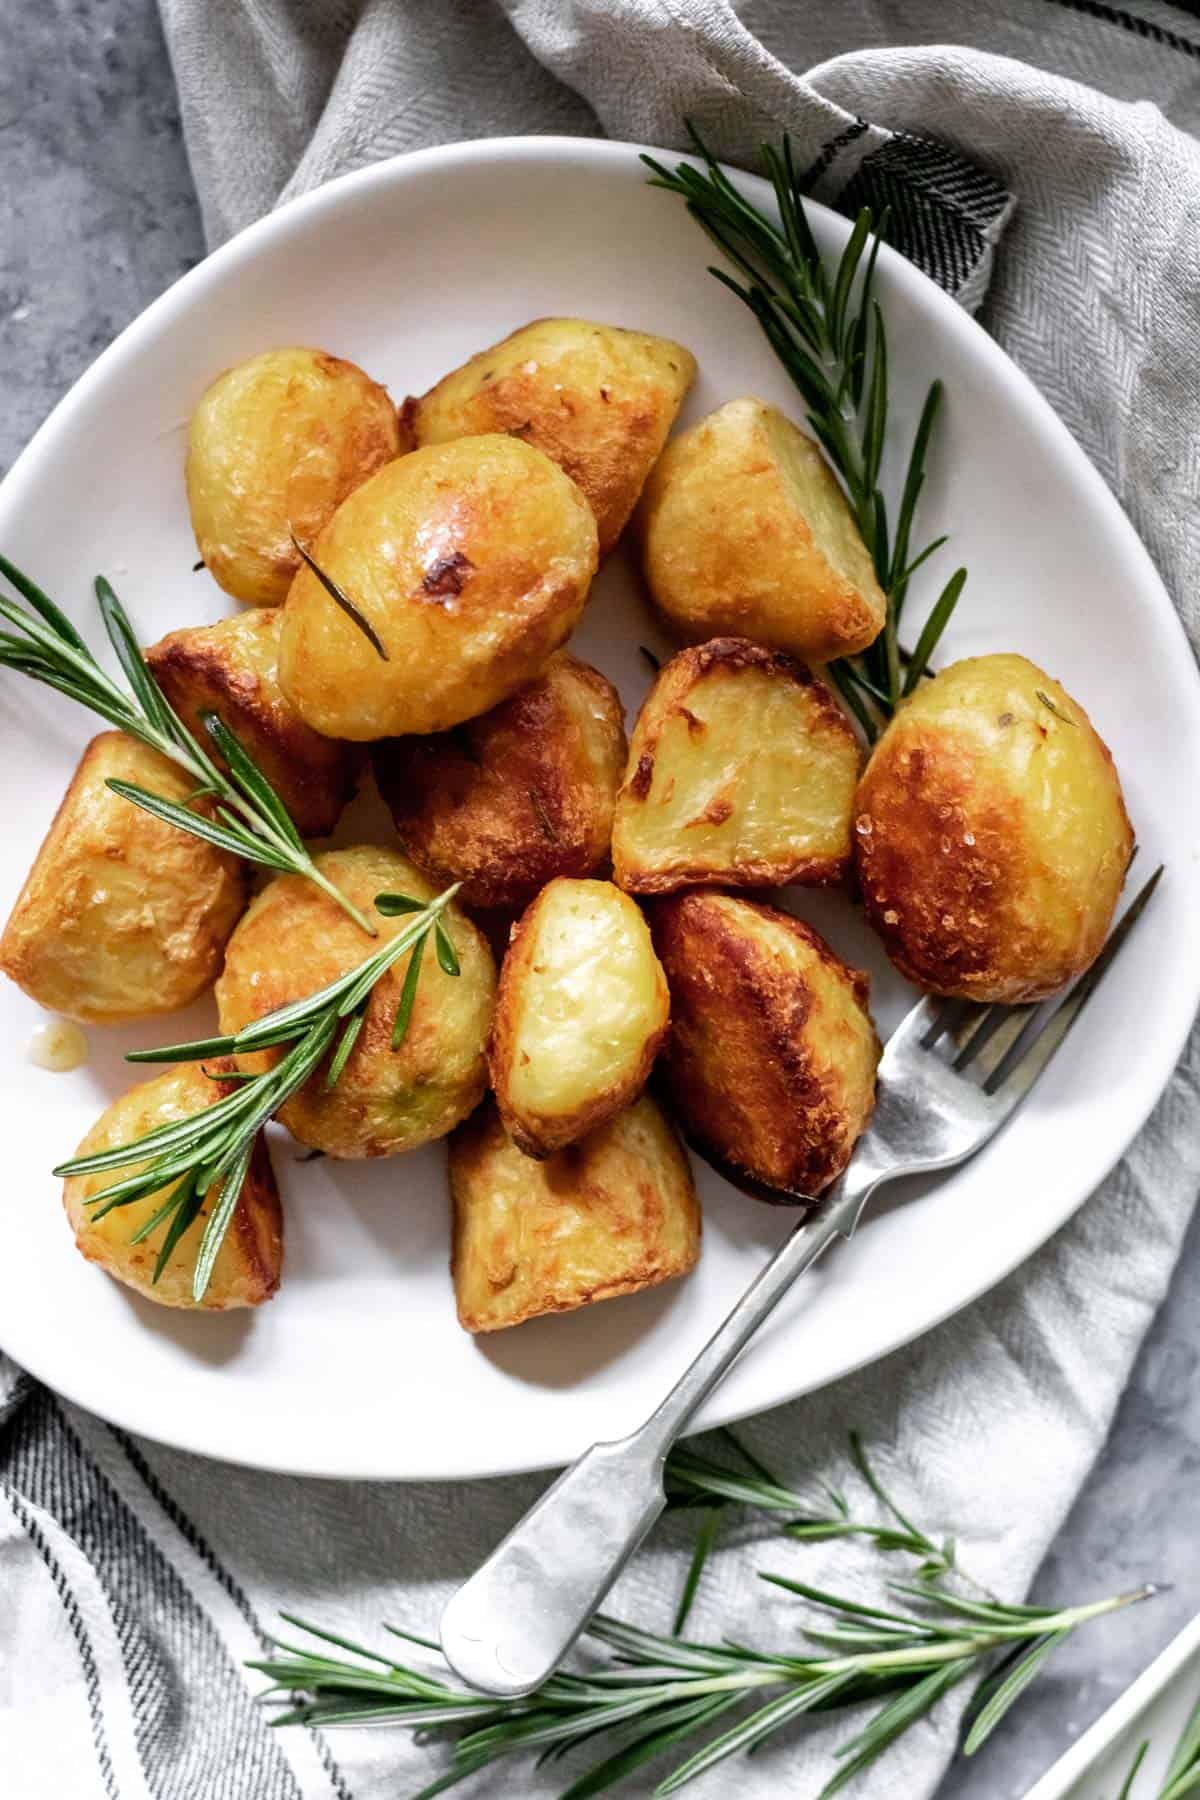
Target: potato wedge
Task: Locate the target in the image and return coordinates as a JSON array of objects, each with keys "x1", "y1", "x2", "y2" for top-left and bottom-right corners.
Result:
[
  {"x1": 652, "y1": 891, "x2": 879, "y2": 1196},
  {"x1": 0, "y1": 732, "x2": 245, "y2": 1024},
  {"x1": 405, "y1": 318, "x2": 696, "y2": 555},
  {"x1": 62, "y1": 1058, "x2": 281, "y2": 1309},
  {"x1": 146, "y1": 608, "x2": 359, "y2": 838},
  {"x1": 278, "y1": 435, "x2": 598, "y2": 739},
  {"x1": 854, "y1": 653, "x2": 1134, "y2": 1001},
  {"x1": 372, "y1": 652, "x2": 626, "y2": 912},
  {"x1": 639, "y1": 396, "x2": 886, "y2": 663},
  {"x1": 490, "y1": 878, "x2": 669, "y2": 1158},
  {"x1": 449, "y1": 1094, "x2": 699, "y2": 1332},
  {"x1": 216, "y1": 845, "x2": 495, "y2": 1158},
  {"x1": 612, "y1": 638, "x2": 860, "y2": 894},
  {"x1": 187, "y1": 345, "x2": 401, "y2": 607}
]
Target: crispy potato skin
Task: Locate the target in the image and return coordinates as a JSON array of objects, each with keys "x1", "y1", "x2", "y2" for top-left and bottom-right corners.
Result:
[
  {"x1": 639, "y1": 396, "x2": 886, "y2": 663},
  {"x1": 146, "y1": 608, "x2": 359, "y2": 838},
  {"x1": 613, "y1": 637, "x2": 860, "y2": 894},
  {"x1": 407, "y1": 318, "x2": 696, "y2": 555},
  {"x1": 63, "y1": 1059, "x2": 281, "y2": 1309},
  {"x1": 372, "y1": 652, "x2": 627, "y2": 911},
  {"x1": 490, "y1": 878, "x2": 669, "y2": 1158},
  {"x1": 854, "y1": 654, "x2": 1134, "y2": 1002},
  {"x1": 449, "y1": 1095, "x2": 700, "y2": 1332},
  {"x1": 652, "y1": 891, "x2": 879, "y2": 1197},
  {"x1": 278, "y1": 435, "x2": 599, "y2": 739},
  {"x1": 186, "y1": 346, "x2": 401, "y2": 607},
  {"x1": 0, "y1": 732, "x2": 246, "y2": 1024},
  {"x1": 216, "y1": 846, "x2": 495, "y2": 1157}
]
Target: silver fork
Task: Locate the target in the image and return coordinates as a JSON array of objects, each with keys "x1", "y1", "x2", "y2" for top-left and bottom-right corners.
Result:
[{"x1": 440, "y1": 868, "x2": 1162, "y2": 1699}]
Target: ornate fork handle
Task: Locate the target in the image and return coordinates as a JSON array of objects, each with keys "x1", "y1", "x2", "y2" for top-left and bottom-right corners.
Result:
[{"x1": 439, "y1": 1158, "x2": 885, "y2": 1699}]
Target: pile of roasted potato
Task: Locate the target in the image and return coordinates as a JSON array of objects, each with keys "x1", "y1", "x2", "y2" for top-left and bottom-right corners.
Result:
[{"x1": 0, "y1": 318, "x2": 1134, "y2": 1334}]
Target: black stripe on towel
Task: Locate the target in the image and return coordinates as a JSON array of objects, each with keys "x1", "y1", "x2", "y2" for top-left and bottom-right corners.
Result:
[
  {"x1": 3, "y1": 1481, "x2": 120, "y2": 1800},
  {"x1": 109, "y1": 1425, "x2": 355, "y2": 1800},
  {"x1": 835, "y1": 132, "x2": 1011, "y2": 296},
  {"x1": 6, "y1": 1389, "x2": 303, "y2": 1800}
]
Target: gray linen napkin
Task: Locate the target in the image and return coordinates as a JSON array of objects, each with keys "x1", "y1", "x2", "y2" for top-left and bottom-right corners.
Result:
[{"x1": 4, "y1": 5, "x2": 1200, "y2": 1797}]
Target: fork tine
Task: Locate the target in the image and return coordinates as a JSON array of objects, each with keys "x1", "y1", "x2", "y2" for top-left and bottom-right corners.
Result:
[
  {"x1": 922, "y1": 996, "x2": 970, "y2": 1050},
  {"x1": 984, "y1": 865, "x2": 1163, "y2": 1097}
]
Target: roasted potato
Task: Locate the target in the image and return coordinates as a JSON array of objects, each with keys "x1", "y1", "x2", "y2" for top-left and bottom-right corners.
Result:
[
  {"x1": 278, "y1": 435, "x2": 599, "y2": 740},
  {"x1": 612, "y1": 638, "x2": 860, "y2": 894},
  {"x1": 853, "y1": 653, "x2": 1134, "y2": 1002},
  {"x1": 186, "y1": 345, "x2": 401, "y2": 607},
  {"x1": 216, "y1": 845, "x2": 495, "y2": 1157},
  {"x1": 404, "y1": 317, "x2": 697, "y2": 555},
  {"x1": 652, "y1": 891, "x2": 879, "y2": 1197},
  {"x1": 146, "y1": 608, "x2": 359, "y2": 838},
  {"x1": 372, "y1": 652, "x2": 626, "y2": 911},
  {"x1": 490, "y1": 878, "x2": 669, "y2": 1157},
  {"x1": 639, "y1": 397, "x2": 886, "y2": 663},
  {"x1": 62, "y1": 1059, "x2": 281, "y2": 1309},
  {"x1": 449, "y1": 1094, "x2": 699, "y2": 1332},
  {"x1": 0, "y1": 732, "x2": 245, "y2": 1024}
]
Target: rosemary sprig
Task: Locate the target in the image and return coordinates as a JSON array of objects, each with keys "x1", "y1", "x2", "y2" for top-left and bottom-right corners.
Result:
[
  {"x1": 643, "y1": 128, "x2": 967, "y2": 738},
  {"x1": 0, "y1": 552, "x2": 376, "y2": 935},
  {"x1": 665, "y1": 1429, "x2": 960, "y2": 1584},
  {"x1": 1117, "y1": 1688, "x2": 1200, "y2": 1799},
  {"x1": 54, "y1": 884, "x2": 459, "y2": 1301},
  {"x1": 250, "y1": 1437, "x2": 1156, "y2": 1797}
]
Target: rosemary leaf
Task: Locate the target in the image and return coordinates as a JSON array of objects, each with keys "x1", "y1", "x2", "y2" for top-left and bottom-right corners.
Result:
[
  {"x1": 434, "y1": 920, "x2": 460, "y2": 978},
  {"x1": 203, "y1": 710, "x2": 305, "y2": 850},
  {"x1": 962, "y1": 1631, "x2": 1066, "y2": 1755},
  {"x1": 290, "y1": 532, "x2": 389, "y2": 661},
  {"x1": 392, "y1": 932, "x2": 426, "y2": 1048},
  {"x1": 325, "y1": 1009, "x2": 364, "y2": 1091},
  {"x1": 673, "y1": 1510, "x2": 722, "y2": 1635}
]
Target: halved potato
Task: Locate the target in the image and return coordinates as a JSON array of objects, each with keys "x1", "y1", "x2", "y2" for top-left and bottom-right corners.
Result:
[
  {"x1": 639, "y1": 396, "x2": 886, "y2": 663},
  {"x1": 854, "y1": 653, "x2": 1134, "y2": 1001},
  {"x1": 216, "y1": 845, "x2": 495, "y2": 1158},
  {"x1": 612, "y1": 637, "x2": 860, "y2": 894},
  {"x1": 449, "y1": 1094, "x2": 700, "y2": 1332},
  {"x1": 187, "y1": 345, "x2": 401, "y2": 607},
  {"x1": 652, "y1": 891, "x2": 879, "y2": 1197},
  {"x1": 490, "y1": 878, "x2": 669, "y2": 1158},
  {"x1": 372, "y1": 652, "x2": 627, "y2": 912},
  {"x1": 62, "y1": 1058, "x2": 281, "y2": 1309},
  {"x1": 146, "y1": 608, "x2": 359, "y2": 838},
  {"x1": 404, "y1": 318, "x2": 697, "y2": 554},
  {"x1": 0, "y1": 732, "x2": 246, "y2": 1024},
  {"x1": 278, "y1": 435, "x2": 598, "y2": 739}
]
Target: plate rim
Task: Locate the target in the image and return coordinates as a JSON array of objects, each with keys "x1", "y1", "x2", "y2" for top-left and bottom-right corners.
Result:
[{"x1": 2, "y1": 133, "x2": 1197, "y2": 1481}]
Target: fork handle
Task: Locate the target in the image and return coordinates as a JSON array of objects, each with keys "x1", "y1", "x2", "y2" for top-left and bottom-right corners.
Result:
[{"x1": 440, "y1": 1186, "x2": 866, "y2": 1698}]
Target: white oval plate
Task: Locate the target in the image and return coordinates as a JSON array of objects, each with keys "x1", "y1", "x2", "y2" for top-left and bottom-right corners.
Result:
[{"x1": 0, "y1": 137, "x2": 1196, "y2": 1482}]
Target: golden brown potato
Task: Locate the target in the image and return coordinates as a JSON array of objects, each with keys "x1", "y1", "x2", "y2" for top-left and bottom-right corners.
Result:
[
  {"x1": 652, "y1": 891, "x2": 879, "y2": 1197},
  {"x1": 853, "y1": 653, "x2": 1134, "y2": 1002},
  {"x1": 278, "y1": 435, "x2": 598, "y2": 740},
  {"x1": 216, "y1": 845, "x2": 495, "y2": 1157},
  {"x1": 405, "y1": 318, "x2": 696, "y2": 556},
  {"x1": 146, "y1": 608, "x2": 359, "y2": 838},
  {"x1": 372, "y1": 652, "x2": 626, "y2": 911},
  {"x1": 639, "y1": 396, "x2": 886, "y2": 663},
  {"x1": 612, "y1": 638, "x2": 860, "y2": 894},
  {"x1": 62, "y1": 1059, "x2": 281, "y2": 1309},
  {"x1": 186, "y1": 346, "x2": 401, "y2": 607},
  {"x1": 449, "y1": 1094, "x2": 700, "y2": 1332},
  {"x1": 490, "y1": 878, "x2": 669, "y2": 1158},
  {"x1": 0, "y1": 732, "x2": 245, "y2": 1024}
]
